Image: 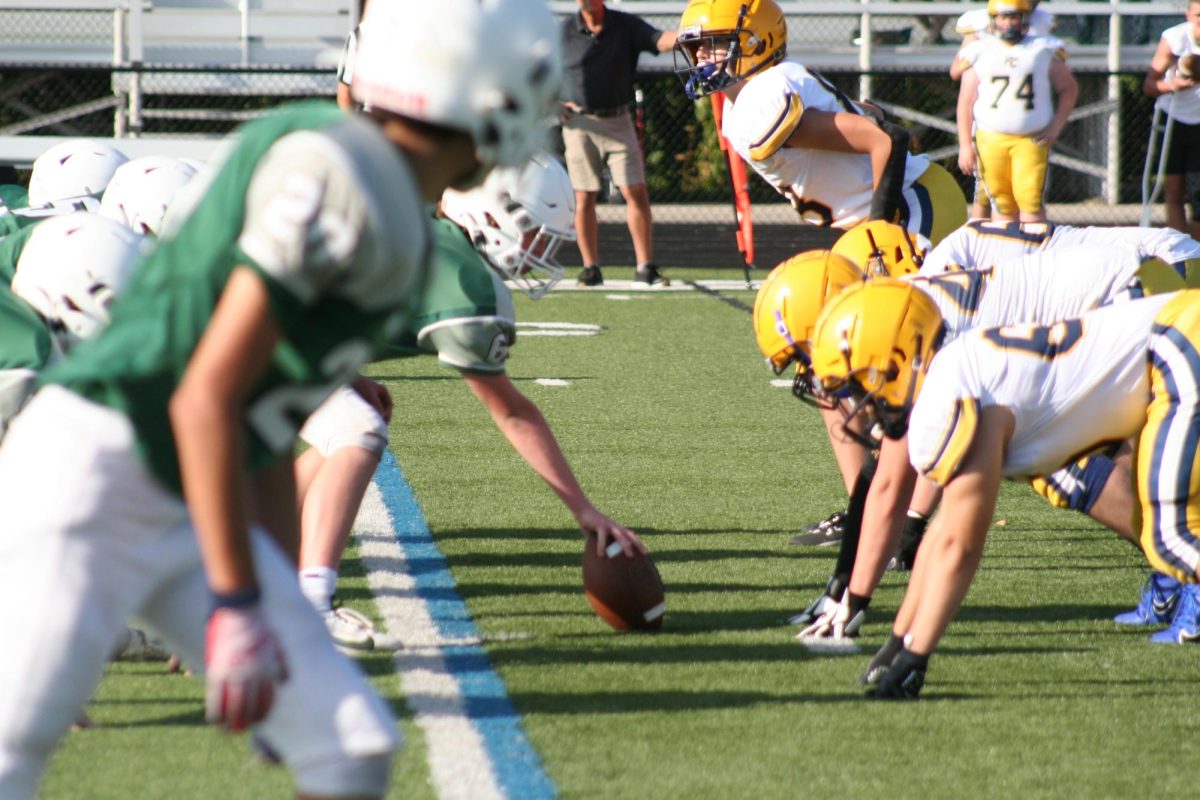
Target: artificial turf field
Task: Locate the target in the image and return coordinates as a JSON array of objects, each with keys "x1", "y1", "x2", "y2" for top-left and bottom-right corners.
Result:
[{"x1": 44, "y1": 267, "x2": 1194, "y2": 798}]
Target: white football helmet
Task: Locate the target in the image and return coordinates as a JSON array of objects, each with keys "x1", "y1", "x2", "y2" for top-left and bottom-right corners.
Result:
[
  {"x1": 12, "y1": 213, "x2": 144, "y2": 349},
  {"x1": 442, "y1": 152, "x2": 575, "y2": 299},
  {"x1": 27, "y1": 139, "x2": 129, "y2": 208},
  {"x1": 351, "y1": 0, "x2": 562, "y2": 189},
  {"x1": 99, "y1": 156, "x2": 199, "y2": 235}
]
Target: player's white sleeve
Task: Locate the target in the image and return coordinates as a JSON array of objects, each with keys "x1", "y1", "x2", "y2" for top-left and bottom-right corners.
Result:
[{"x1": 728, "y1": 71, "x2": 807, "y2": 162}]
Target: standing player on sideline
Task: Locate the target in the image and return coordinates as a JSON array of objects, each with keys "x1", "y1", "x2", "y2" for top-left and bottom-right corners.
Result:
[
  {"x1": 674, "y1": 0, "x2": 968, "y2": 246},
  {"x1": 809, "y1": 283, "x2": 1200, "y2": 699},
  {"x1": 1143, "y1": 0, "x2": 1200, "y2": 240},
  {"x1": 920, "y1": 218, "x2": 1200, "y2": 282},
  {"x1": 949, "y1": 0, "x2": 1055, "y2": 220},
  {"x1": 295, "y1": 152, "x2": 645, "y2": 652},
  {"x1": 0, "y1": 2, "x2": 563, "y2": 797},
  {"x1": 956, "y1": 0, "x2": 1077, "y2": 223}
]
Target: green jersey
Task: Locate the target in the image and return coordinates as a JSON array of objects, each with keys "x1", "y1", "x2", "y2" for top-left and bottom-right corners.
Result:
[
  {"x1": 0, "y1": 223, "x2": 37, "y2": 285},
  {"x1": 387, "y1": 217, "x2": 516, "y2": 374},
  {"x1": 45, "y1": 102, "x2": 431, "y2": 493},
  {"x1": 0, "y1": 184, "x2": 28, "y2": 214},
  {"x1": 0, "y1": 282, "x2": 55, "y2": 435}
]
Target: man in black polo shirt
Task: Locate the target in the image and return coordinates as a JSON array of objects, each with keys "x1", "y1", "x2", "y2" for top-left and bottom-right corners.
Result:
[{"x1": 561, "y1": 0, "x2": 676, "y2": 287}]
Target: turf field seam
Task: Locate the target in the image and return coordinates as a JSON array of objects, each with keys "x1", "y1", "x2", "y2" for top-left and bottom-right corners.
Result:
[{"x1": 355, "y1": 450, "x2": 556, "y2": 800}]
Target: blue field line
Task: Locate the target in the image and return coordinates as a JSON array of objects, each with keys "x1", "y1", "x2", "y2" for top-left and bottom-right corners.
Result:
[{"x1": 373, "y1": 449, "x2": 557, "y2": 800}]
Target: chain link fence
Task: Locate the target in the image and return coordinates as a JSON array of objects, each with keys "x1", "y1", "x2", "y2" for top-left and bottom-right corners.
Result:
[{"x1": 0, "y1": 2, "x2": 1194, "y2": 268}]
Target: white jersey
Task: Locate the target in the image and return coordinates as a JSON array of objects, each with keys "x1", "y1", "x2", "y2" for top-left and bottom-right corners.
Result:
[
  {"x1": 721, "y1": 60, "x2": 929, "y2": 231},
  {"x1": 904, "y1": 243, "x2": 1144, "y2": 343},
  {"x1": 955, "y1": 6, "x2": 1054, "y2": 39},
  {"x1": 908, "y1": 294, "x2": 1172, "y2": 485},
  {"x1": 1154, "y1": 22, "x2": 1200, "y2": 124},
  {"x1": 921, "y1": 220, "x2": 1200, "y2": 274},
  {"x1": 961, "y1": 34, "x2": 1067, "y2": 135}
]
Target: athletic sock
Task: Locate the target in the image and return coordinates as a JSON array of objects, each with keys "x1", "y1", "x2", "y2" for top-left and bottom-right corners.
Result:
[{"x1": 299, "y1": 566, "x2": 338, "y2": 613}]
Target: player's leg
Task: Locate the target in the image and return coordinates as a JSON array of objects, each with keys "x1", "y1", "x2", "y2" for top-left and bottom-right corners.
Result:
[
  {"x1": 1010, "y1": 133, "x2": 1050, "y2": 223},
  {"x1": 974, "y1": 129, "x2": 1017, "y2": 221},
  {"x1": 1137, "y1": 293, "x2": 1200, "y2": 580},
  {"x1": 604, "y1": 115, "x2": 659, "y2": 280},
  {"x1": 563, "y1": 119, "x2": 605, "y2": 281},
  {"x1": 138, "y1": 527, "x2": 400, "y2": 798},
  {"x1": 296, "y1": 386, "x2": 398, "y2": 652},
  {"x1": 0, "y1": 387, "x2": 187, "y2": 798}
]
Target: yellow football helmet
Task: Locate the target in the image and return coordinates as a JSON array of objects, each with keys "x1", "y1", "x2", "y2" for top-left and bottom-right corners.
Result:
[
  {"x1": 752, "y1": 250, "x2": 865, "y2": 402},
  {"x1": 675, "y1": 0, "x2": 787, "y2": 100},
  {"x1": 809, "y1": 279, "x2": 945, "y2": 437},
  {"x1": 987, "y1": 0, "x2": 1032, "y2": 41},
  {"x1": 831, "y1": 220, "x2": 929, "y2": 278}
]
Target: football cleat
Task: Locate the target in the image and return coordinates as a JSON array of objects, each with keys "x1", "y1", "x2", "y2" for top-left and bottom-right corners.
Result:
[
  {"x1": 1113, "y1": 572, "x2": 1183, "y2": 626},
  {"x1": 324, "y1": 606, "x2": 403, "y2": 654},
  {"x1": 111, "y1": 626, "x2": 172, "y2": 662},
  {"x1": 1148, "y1": 583, "x2": 1200, "y2": 644},
  {"x1": 788, "y1": 509, "x2": 847, "y2": 546},
  {"x1": 859, "y1": 632, "x2": 906, "y2": 686}
]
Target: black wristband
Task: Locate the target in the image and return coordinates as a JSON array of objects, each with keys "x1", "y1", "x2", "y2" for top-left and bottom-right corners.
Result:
[
  {"x1": 211, "y1": 585, "x2": 261, "y2": 612},
  {"x1": 894, "y1": 647, "x2": 929, "y2": 672},
  {"x1": 848, "y1": 591, "x2": 872, "y2": 617}
]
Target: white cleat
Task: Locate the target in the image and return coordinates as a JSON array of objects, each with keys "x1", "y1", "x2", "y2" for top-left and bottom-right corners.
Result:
[{"x1": 324, "y1": 607, "x2": 403, "y2": 654}]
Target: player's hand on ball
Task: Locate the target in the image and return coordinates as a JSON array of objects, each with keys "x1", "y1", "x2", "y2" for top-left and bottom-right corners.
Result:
[
  {"x1": 205, "y1": 604, "x2": 288, "y2": 732},
  {"x1": 577, "y1": 505, "x2": 646, "y2": 557}
]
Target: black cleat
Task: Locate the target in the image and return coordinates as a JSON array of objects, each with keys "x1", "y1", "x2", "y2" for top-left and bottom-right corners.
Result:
[{"x1": 788, "y1": 510, "x2": 847, "y2": 546}]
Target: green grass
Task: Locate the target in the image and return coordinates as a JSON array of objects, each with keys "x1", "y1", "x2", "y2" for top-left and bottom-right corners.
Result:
[{"x1": 45, "y1": 267, "x2": 1192, "y2": 798}]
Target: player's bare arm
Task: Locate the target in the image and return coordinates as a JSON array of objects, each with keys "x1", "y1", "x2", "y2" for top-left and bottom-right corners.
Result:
[
  {"x1": 1034, "y1": 58, "x2": 1078, "y2": 147},
  {"x1": 170, "y1": 265, "x2": 283, "y2": 596},
  {"x1": 1143, "y1": 36, "x2": 1197, "y2": 96},
  {"x1": 783, "y1": 109, "x2": 893, "y2": 192},
  {"x1": 905, "y1": 405, "x2": 1013, "y2": 656},
  {"x1": 849, "y1": 435, "x2": 919, "y2": 599},
  {"x1": 462, "y1": 370, "x2": 646, "y2": 557},
  {"x1": 957, "y1": 68, "x2": 980, "y2": 175}
]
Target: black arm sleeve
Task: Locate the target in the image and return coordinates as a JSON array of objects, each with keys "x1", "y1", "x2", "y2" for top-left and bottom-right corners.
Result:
[{"x1": 868, "y1": 122, "x2": 911, "y2": 223}]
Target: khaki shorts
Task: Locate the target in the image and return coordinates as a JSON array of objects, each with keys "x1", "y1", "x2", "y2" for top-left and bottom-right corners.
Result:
[{"x1": 562, "y1": 110, "x2": 645, "y2": 192}]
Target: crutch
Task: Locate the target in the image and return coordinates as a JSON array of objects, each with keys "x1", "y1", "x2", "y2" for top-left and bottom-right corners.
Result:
[{"x1": 1141, "y1": 94, "x2": 1178, "y2": 227}]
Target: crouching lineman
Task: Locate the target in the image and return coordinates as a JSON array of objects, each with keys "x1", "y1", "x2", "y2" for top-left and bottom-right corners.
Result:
[
  {"x1": 920, "y1": 218, "x2": 1200, "y2": 286},
  {"x1": 790, "y1": 240, "x2": 1168, "y2": 651},
  {"x1": 296, "y1": 151, "x2": 645, "y2": 651},
  {"x1": 807, "y1": 280, "x2": 1200, "y2": 700},
  {"x1": 0, "y1": 1, "x2": 563, "y2": 797},
  {"x1": 673, "y1": 0, "x2": 967, "y2": 246}
]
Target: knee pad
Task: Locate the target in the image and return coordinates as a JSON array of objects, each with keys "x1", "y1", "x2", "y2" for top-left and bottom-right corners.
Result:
[
  {"x1": 293, "y1": 750, "x2": 394, "y2": 797},
  {"x1": 1031, "y1": 455, "x2": 1116, "y2": 513}
]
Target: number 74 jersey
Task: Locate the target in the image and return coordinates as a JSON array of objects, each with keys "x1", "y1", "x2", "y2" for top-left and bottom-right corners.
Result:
[
  {"x1": 961, "y1": 34, "x2": 1067, "y2": 136},
  {"x1": 908, "y1": 293, "x2": 1174, "y2": 486}
]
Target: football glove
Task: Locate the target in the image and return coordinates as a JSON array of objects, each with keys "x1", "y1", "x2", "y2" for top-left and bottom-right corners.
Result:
[
  {"x1": 205, "y1": 604, "x2": 288, "y2": 732},
  {"x1": 788, "y1": 574, "x2": 847, "y2": 626},
  {"x1": 859, "y1": 631, "x2": 906, "y2": 686},
  {"x1": 869, "y1": 649, "x2": 928, "y2": 701},
  {"x1": 796, "y1": 589, "x2": 867, "y2": 653}
]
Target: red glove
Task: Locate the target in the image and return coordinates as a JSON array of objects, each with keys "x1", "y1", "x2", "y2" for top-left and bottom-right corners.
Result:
[{"x1": 204, "y1": 604, "x2": 288, "y2": 732}]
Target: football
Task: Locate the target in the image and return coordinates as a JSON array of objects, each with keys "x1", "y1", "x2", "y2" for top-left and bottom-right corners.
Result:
[
  {"x1": 582, "y1": 537, "x2": 666, "y2": 631},
  {"x1": 1179, "y1": 53, "x2": 1199, "y2": 80}
]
